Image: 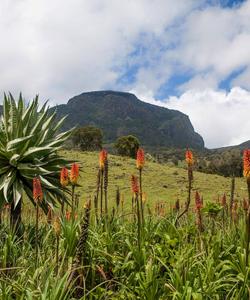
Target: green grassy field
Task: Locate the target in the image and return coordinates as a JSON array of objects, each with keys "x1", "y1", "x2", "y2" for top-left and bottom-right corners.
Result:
[
  {"x1": 1, "y1": 149, "x2": 250, "y2": 299},
  {"x1": 61, "y1": 149, "x2": 247, "y2": 210}
]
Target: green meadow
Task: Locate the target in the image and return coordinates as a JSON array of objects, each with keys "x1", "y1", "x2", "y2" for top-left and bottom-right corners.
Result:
[{"x1": 61, "y1": 149, "x2": 247, "y2": 211}]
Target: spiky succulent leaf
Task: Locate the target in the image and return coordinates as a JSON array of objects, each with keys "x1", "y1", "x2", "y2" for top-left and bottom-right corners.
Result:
[{"x1": 0, "y1": 94, "x2": 73, "y2": 211}]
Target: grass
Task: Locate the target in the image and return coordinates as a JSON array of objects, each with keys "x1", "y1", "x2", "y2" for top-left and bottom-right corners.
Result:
[
  {"x1": 61, "y1": 149, "x2": 246, "y2": 210},
  {"x1": 1, "y1": 206, "x2": 250, "y2": 299},
  {"x1": 1, "y1": 149, "x2": 250, "y2": 299}
]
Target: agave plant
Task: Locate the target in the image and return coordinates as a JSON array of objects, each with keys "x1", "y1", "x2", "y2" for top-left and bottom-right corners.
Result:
[{"x1": 0, "y1": 93, "x2": 73, "y2": 230}]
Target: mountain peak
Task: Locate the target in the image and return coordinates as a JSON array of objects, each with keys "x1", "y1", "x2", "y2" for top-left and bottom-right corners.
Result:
[
  {"x1": 0, "y1": 90, "x2": 204, "y2": 148},
  {"x1": 54, "y1": 90, "x2": 204, "y2": 149},
  {"x1": 68, "y1": 90, "x2": 138, "y2": 105}
]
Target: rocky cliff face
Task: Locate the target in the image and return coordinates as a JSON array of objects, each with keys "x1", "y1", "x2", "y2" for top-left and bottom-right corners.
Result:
[{"x1": 53, "y1": 90, "x2": 204, "y2": 149}]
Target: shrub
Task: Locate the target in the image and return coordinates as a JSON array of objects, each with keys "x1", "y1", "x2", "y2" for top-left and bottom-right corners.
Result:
[
  {"x1": 71, "y1": 126, "x2": 103, "y2": 151},
  {"x1": 114, "y1": 135, "x2": 140, "y2": 158}
]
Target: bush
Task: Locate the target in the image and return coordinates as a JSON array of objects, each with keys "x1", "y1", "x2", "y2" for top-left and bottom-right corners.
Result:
[
  {"x1": 114, "y1": 135, "x2": 140, "y2": 158},
  {"x1": 72, "y1": 126, "x2": 103, "y2": 151}
]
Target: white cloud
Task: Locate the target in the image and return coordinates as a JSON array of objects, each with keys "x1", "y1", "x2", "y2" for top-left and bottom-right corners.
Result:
[
  {"x1": 1, "y1": 0, "x2": 250, "y2": 147},
  {"x1": 0, "y1": 0, "x2": 197, "y2": 103},
  {"x1": 131, "y1": 0, "x2": 250, "y2": 93},
  {"x1": 156, "y1": 87, "x2": 250, "y2": 149}
]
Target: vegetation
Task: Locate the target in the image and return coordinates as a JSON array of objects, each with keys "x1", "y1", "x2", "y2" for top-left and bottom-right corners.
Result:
[
  {"x1": 71, "y1": 126, "x2": 103, "y2": 151},
  {"x1": 60, "y1": 150, "x2": 247, "y2": 205},
  {"x1": 152, "y1": 147, "x2": 243, "y2": 177},
  {"x1": 0, "y1": 94, "x2": 72, "y2": 231},
  {"x1": 114, "y1": 135, "x2": 140, "y2": 158},
  {"x1": 2, "y1": 96, "x2": 250, "y2": 299},
  {"x1": 0, "y1": 146, "x2": 249, "y2": 298}
]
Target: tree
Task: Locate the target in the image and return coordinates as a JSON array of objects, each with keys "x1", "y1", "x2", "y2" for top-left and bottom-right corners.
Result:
[
  {"x1": 0, "y1": 94, "x2": 73, "y2": 231},
  {"x1": 114, "y1": 135, "x2": 140, "y2": 158},
  {"x1": 72, "y1": 126, "x2": 103, "y2": 151}
]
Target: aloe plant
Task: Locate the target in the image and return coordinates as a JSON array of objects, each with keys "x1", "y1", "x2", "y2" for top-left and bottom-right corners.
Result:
[{"x1": 0, "y1": 93, "x2": 73, "y2": 230}]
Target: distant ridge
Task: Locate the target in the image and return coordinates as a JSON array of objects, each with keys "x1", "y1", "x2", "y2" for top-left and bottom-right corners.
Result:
[
  {"x1": 214, "y1": 140, "x2": 250, "y2": 151},
  {"x1": 52, "y1": 90, "x2": 204, "y2": 149},
  {"x1": 0, "y1": 90, "x2": 205, "y2": 148}
]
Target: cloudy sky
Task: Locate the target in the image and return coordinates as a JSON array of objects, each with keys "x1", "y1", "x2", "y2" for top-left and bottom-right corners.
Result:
[{"x1": 0, "y1": 0, "x2": 250, "y2": 148}]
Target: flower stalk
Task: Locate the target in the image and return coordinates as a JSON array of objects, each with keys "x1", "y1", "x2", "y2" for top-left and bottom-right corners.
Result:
[
  {"x1": 95, "y1": 169, "x2": 101, "y2": 222},
  {"x1": 230, "y1": 176, "x2": 235, "y2": 223},
  {"x1": 68, "y1": 199, "x2": 91, "y2": 298},
  {"x1": 60, "y1": 167, "x2": 69, "y2": 215},
  {"x1": 243, "y1": 149, "x2": 250, "y2": 266},
  {"x1": 33, "y1": 177, "x2": 43, "y2": 267},
  {"x1": 70, "y1": 163, "x2": 79, "y2": 216},
  {"x1": 137, "y1": 148, "x2": 145, "y2": 225},
  {"x1": 53, "y1": 216, "x2": 61, "y2": 274},
  {"x1": 177, "y1": 149, "x2": 194, "y2": 223},
  {"x1": 131, "y1": 175, "x2": 141, "y2": 251},
  {"x1": 99, "y1": 150, "x2": 107, "y2": 219}
]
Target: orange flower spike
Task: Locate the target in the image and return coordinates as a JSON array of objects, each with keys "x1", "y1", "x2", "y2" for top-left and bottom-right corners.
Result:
[
  {"x1": 70, "y1": 163, "x2": 79, "y2": 185},
  {"x1": 136, "y1": 148, "x2": 145, "y2": 170},
  {"x1": 33, "y1": 177, "x2": 43, "y2": 203},
  {"x1": 99, "y1": 149, "x2": 108, "y2": 170},
  {"x1": 60, "y1": 167, "x2": 69, "y2": 187},
  {"x1": 185, "y1": 149, "x2": 194, "y2": 166},
  {"x1": 243, "y1": 149, "x2": 250, "y2": 178},
  {"x1": 131, "y1": 175, "x2": 139, "y2": 195}
]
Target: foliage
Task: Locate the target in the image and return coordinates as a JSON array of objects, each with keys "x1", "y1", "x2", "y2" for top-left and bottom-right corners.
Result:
[
  {"x1": 0, "y1": 209, "x2": 250, "y2": 299},
  {"x1": 114, "y1": 135, "x2": 140, "y2": 158},
  {"x1": 71, "y1": 126, "x2": 103, "y2": 151},
  {"x1": 150, "y1": 147, "x2": 243, "y2": 177},
  {"x1": 60, "y1": 150, "x2": 247, "y2": 208},
  {"x1": 202, "y1": 201, "x2": 222, "y2": 216},
  {"x1": 0, "y1": 94, "x2": 72, "y2": 211},
  {"x1": 0, "y1": 146, "x2": 249, "y2": 299}
]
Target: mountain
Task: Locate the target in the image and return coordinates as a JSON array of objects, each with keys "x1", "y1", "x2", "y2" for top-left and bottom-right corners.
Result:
[
  {"x1": 52, "y1": 90, "x2": 204, "y2": 149},
  {"x1": 0, "y1": 91, "x2": 204, "y2": 148},
  {"x1": 234, "y1": 140, "x2": 250, "y2": 150},
  {"x1": 213, "y1": 140, "x2": 250, "y2": 151}
]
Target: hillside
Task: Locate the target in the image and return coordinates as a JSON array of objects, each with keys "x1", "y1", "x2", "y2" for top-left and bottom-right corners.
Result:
[
  {"x1": 60, "y1": 150, "x2": 247, "y2": 209},
  {"x1": 53, "y1": 90, "x2": 204, "y2": 149},
  {"x1": 214, "y1": 140, "x2": 250, "y2": 151}
]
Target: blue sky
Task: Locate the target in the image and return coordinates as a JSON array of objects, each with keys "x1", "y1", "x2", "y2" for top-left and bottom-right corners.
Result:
[
  {"x1": 116, "y1": 0, "x2": 248, "y2": 100},
  {"x1": 0, "y1": 0, "x2": 250, "y2": 148}
]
